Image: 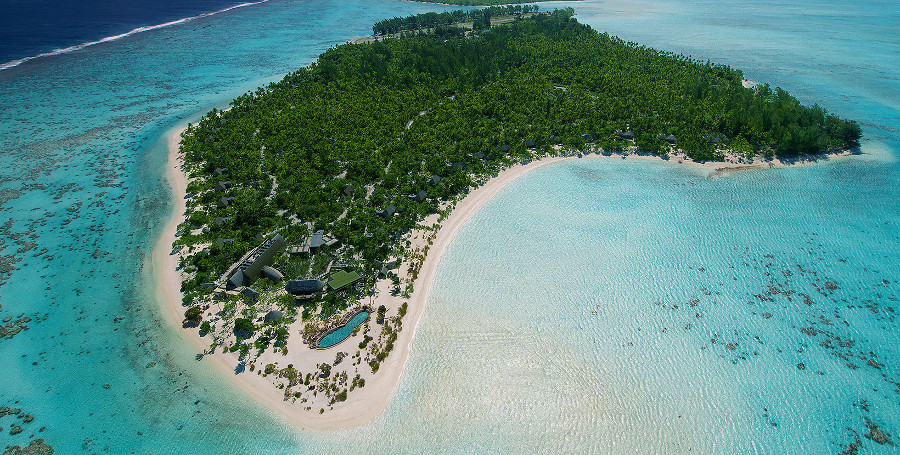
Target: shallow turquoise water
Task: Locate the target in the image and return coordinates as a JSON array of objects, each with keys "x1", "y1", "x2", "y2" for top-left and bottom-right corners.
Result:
[
  {"x1": 318, "y1": 312, "x2": 370, "y2": 349},
  {"x1": 0, "y1": 0, "x2": 897, "y2": 453}
]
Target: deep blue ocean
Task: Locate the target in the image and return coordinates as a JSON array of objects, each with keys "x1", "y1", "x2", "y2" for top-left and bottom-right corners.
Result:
[
  {"x1": 0, "y1": 0, "x2": 897, "y2": 453},
  {"x1": 0, "y1": 0, "x2": 253, "y2": 66}
]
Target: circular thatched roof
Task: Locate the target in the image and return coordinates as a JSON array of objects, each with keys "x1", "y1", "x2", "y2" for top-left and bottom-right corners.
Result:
[
  {"x1": 285, "y1": 279, "x2": 326, "y2": 295},
  {"x1": 264, "y1": 310, "x2": 284, "y2": 323}
]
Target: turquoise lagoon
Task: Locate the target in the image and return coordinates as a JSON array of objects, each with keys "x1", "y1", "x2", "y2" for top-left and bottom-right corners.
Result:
[{"x1": 0, "y1": 0, "x2": 897, "y2": 453}]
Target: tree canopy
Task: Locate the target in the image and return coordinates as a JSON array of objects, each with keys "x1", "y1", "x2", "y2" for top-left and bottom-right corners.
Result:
[
  {"x1": 176, "y1": 9, "x2": 861, "y2": 305},
  {"x1": 373, "y1": 5, "x2": 539, "y2": 36}
]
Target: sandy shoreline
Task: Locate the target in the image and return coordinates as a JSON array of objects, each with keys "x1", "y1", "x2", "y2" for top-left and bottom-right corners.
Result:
[{"x1": 153, "y1": 118, "x2": 857, "y2": 430}]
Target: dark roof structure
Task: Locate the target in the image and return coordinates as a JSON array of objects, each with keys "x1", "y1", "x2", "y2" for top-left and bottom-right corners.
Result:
[
  {"x1": 309, "y1": 230, "x2": 324, "y2": 249},
  {"x1": 215, "y1": 181, "x2": 233, "y2": 192},
  {"x1": 264, "y1": 310, "x2": 284, "y2": 323},
  {"x1": 427, "y1": 175, "x2": 441, "y2": 185},
  {"x1": 286, "y1": 279, "x2": 326, "y2": 295},
  {"x1": 378, "y1": 259, "x2": 398, "y2": 278},
  {"x1": 228, "y1": 234, "x2": 287, "y2": 287},
  {"x1": 658, "y1": 133, "x2": 677, "y2": 143},
  {"x1": 524, "y1": 139, "x2": 536, "y2": 148},
  {"x1": 261, "y1": 265, "x2": 284, "y2": 281},
  {"x1": 217, "y1": 196, "x2": 234, "y2": 209},
  {"x1": 614, "y1": 129, "x2": 634, "y2": 139}
]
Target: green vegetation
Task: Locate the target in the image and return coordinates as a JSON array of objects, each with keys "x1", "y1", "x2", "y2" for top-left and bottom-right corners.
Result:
[
  {"x1": 373, "y1": 5, "x2": 539, "y2": 36},
  {"x1": 186, "y1": 12, "x2": 854, "y2": 274},
  {"x1": 184, "y1": 306, "x2": 202, "y2": 324},
  {"x1": 168, "y1": 8, "x2": 862, "y2": 414},
  {"x1": 407, "y1": 0, "x2": 554, "y2": 6},
  {"x1": 233, "y1": 318, "x2": 255, "y2": 335},
  {"x1": 177, "y1": 8, "x2": 860, "y2": 358}
]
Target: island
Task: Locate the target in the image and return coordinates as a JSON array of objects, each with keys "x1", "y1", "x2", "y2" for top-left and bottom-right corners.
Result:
[
  {"x1": 404, "y1": 0, "x2": 569, "y2": 6},
  {"x1": 158, "y1": 7, "x2": 861, "y2": 429}
]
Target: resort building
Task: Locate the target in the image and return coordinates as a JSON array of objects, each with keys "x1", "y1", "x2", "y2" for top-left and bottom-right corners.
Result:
[
  {"x1": 287, "y1": 230, "x2": 338, "y2": 255},
  {"x1": 376, "y1": 206, "x2": 396, "y2": 217},
  {"x1": 264, "y1": 310, "x2": 284, "y2": 323},
  {"x1": 658, "y1": 133, "x2": 677, "y2": 144},
  {"x1": 240, "y1": 287, "x2": 259, "y2": 301},
  {"x1": 215, "y1": 238, "x2": 233, "y2": 248},
  {"x1": 408, "y1": 191, "x2": 427, "y2": 202},
  {"x1": 378, "y1": 259, "x2": 398, "y2": 278},
  {"x1": 285, "y1": 279, "x2": 326, "y2": 299},
  {"x1": 327, "y1": 270, "x2": 362, "y2": 292},
  {"x1": 228, "y1": 234, "x2": 287, "y2": 287},
  {"x1": 261, "y1": 265, "x2": 283, "y2": 282},
  {"x1": 614, "y1": 129, "x2": 635, "y2": 140},
  {"x1": 217, "y1": 196, "x2": 234, "y2": 209}
]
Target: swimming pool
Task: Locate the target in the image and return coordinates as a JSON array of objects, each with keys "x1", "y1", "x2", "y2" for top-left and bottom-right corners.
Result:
[{"x1": 316, "y1": 311, "x2": 370, "y2": 349}]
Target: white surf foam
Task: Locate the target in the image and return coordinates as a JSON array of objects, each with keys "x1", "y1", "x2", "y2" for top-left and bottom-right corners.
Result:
[{"x1": 0, "y1": 0, "x2": 270, "y2": 71}]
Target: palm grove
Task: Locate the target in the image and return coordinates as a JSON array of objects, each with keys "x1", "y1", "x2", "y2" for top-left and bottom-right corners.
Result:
[{"x1": 176, "y1": 9, "x2": 861, "y2": 338}]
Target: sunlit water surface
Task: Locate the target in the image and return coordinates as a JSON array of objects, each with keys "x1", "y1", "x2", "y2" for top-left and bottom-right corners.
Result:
[{"x1": 0, "y1": 0, "x2": 897, "y2": 452}]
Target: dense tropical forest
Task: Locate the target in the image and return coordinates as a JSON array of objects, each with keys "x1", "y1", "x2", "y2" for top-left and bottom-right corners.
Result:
[
  {"x1": 374, "y1": 5, "x2": 540, "y2": 35},
  {"x1": 176, "y1": 8, "x2": 861, "y2": 328},
  {"x1": 407, "y1": 0, "x2": 557, "y2": 5}
]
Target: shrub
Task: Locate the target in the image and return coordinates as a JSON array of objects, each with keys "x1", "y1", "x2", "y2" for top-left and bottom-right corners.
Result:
[
  {"x1": 234, "y1": 318, "x2": 255, "y2": 335},
  {"x1": 184, "y1": 306, "x2": 203, "y2": 323}
]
